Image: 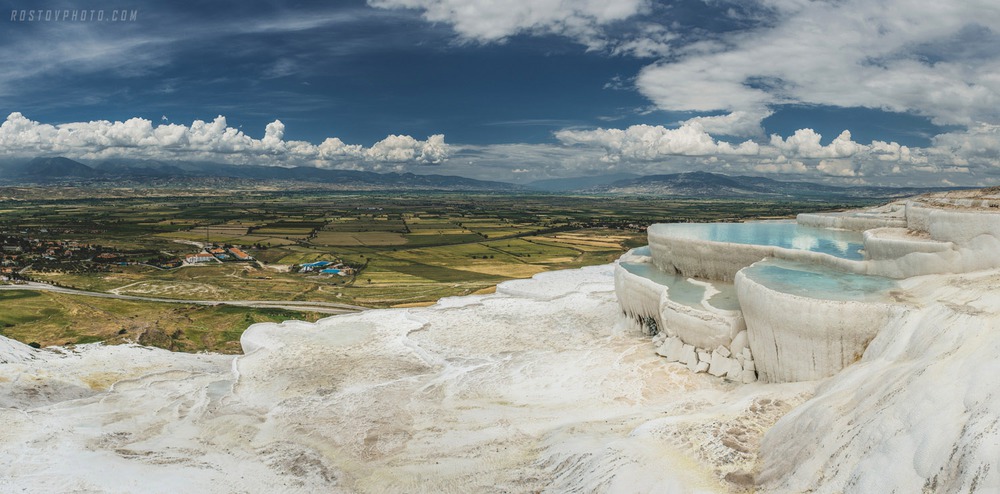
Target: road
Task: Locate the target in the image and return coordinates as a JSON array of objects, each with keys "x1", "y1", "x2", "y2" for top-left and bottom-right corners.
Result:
[{"x1": 0, "y1": 282, "x2": 366, "y2": 315}]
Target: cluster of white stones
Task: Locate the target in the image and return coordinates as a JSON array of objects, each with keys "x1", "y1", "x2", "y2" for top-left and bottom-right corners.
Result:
[{"x1": 651, "y1": 330, "x2": 756, "y2": 383}]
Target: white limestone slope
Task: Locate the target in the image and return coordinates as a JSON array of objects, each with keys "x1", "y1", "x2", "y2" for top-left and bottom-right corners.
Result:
[
  {"x1": 1, "y1": 265, "x2": 813, "y2": 493},
  {"x1": 0, "y1": 342, "x2": 228, "y2": 410},
  {"x1": 757, "y1": 269, "x2": 1000, "y2": 492},
  {"x1": 0, "y1": 333, "x2": 37, "y2": 364}
]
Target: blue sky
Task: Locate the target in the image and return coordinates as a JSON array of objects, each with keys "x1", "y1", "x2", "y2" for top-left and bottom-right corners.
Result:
[{"x1": 1, "y1": 0, "x2": 998, "y2": 186}]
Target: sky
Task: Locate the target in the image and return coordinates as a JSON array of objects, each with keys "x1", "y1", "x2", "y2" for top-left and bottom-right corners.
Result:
[{"x1": 1, "y1": 0, "x2": 999, "y2": 186}]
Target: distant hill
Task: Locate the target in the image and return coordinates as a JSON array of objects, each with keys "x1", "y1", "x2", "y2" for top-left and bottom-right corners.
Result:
[
  {"x1": 589, "y1": 171, "x2": 961, "y2": 200},
  {"x1": 527, "y1": 173, "x2": 640, "y2": 192},
  {"x1": 93, "y1": 159, "x2": 188, "y2": 177},
  {"x1": 0, "y1": 157, "x2": 523, "y2": 191},
  {"x1": 11, "y1": 157, "x2": 100, "y2": 178},
  {"x1": 0, "y1": 157, "x2": 969, "y2": 199}
]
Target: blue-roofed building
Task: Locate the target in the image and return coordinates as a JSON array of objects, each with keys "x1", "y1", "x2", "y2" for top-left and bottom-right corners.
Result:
[
  {"x1": 320, "y1": 268, "x2": 341, "y2": 275},
  {"x1": 301, "y1": 261, "x2": 332, "y2": 268},
  {"x1": 299, "y1": 260, "x2": 333, "y2": 272}
]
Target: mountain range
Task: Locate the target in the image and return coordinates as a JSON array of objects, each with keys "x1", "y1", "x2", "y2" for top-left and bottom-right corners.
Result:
[
  {"x1": 526, "y1": 172, "x2": 640, "y2": 192},
  {"x1": 0, "y1": 157, "x2": 520, "y2": 191},
  {"x1": 0, "y1": 157, "x2": 969, "y2": 199},
  {"x1": 583, "y1": 170, "x2": 956, "y2": 199}
]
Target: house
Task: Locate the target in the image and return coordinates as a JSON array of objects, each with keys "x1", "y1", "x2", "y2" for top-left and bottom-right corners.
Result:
[
  {"x1": 228, "y1": 247, "x2": 253, "y2": 261},
  {"x1": 186, "y1": 253, "x2": 216, "y2": 263}
]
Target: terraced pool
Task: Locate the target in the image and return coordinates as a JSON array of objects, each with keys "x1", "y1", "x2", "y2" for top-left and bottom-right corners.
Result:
[
  {"x1": 619, "y1": 262, "x2": 740, "y2": 311},
  {"x1": 649, "y1": 221, "x2": 866, "y2": 260},
  {"x1": 742, "y1": 259, "x2": 897, "y2": 301}
]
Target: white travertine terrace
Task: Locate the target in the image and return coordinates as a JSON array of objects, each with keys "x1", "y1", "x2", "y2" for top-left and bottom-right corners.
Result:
[
  {"x1": 647, "y1": 230, "x2": 776, "y2": 282},
  {"x1": 863, "y1": 201, "x2": 1000, "y2": 278},
  {"x1": 609, "y1": 187, "x2": 1000, "y2": 490},
  {"x1": 614, "y1": 262, "x2": 668, "y2": 332},
  {"x1": 862, "y1": 227, "x2": 953, "y2": 260},
  {"x1": 615, "y1": 261, "x2": 752, "y2": 382},
  {"x1": 735, "y1": 265, "x2": 903, "y2": 383},
  {"x1": 796, "y1": 201, "x2": 907, "y2": 231},
  {"x1": 651, "y1": 200, "x2": 1000, "y2": 283},
  {"x1": 619, "y1": 190, "x2": 1000, "y2": 384},
  {"x1": 908, "y1": 200, "x2": 1000, "y2": 243},
  {"x1": 614, "y1": 263, "x2": 745, "y2": 348},
  {"x1": 659, "y1": 279, "x2": 745, "y2": 350}
]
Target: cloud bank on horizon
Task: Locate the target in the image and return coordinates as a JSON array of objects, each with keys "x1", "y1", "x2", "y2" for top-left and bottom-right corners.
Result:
[
  {"x1": 0, "y1": 112, "x2": 447, "y2": 170},
  {"x1": 2, "y1": 0, "x2": 999, "y2": 186}
]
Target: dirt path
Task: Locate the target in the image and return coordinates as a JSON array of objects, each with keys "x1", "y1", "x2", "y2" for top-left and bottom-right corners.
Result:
[{"x1": 0, "y1": 282, "x2": 366, "y2": 314}]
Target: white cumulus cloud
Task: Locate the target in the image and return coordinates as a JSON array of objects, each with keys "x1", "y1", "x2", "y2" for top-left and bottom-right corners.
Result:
[
  {"x1": 366, "y1": 134, "x2": 448, "y2": 163},
  {"x1": 683, "y1": 110, "x2": 774, "y2": 138},
  {"x1": 555, "y1": 123, "x2": 760, "y2": 162},
  {"x1": 752, "y1": 157, "x2": 809, "y2": 175},
  {"x1": 816, "y1": 159, "x2": 858, "y2": 177},
  {"x1": 769, "y1": 129, "x2": 865, "y2": 159},
  {"x1": 547, "y1": 122, "x2": 984, "y2": 185},
  {"x1": 0, "y1": 113, "x2": 450, "y2": 168}
]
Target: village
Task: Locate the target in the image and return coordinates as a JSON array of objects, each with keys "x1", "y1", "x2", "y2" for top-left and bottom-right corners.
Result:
[
  {"x1": 0, "y1": 234, "x2": 169, "y2": 283},
  {"x1": 0, "y1": 234, "x2": 267, "y2": 284},
  {"x1": 0, "y1": 225, "x2": 363, "y2": 287}
]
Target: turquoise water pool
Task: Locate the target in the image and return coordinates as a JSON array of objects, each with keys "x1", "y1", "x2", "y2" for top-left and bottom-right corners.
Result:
[
  {"x1": 742, "y1": 260, "x2": 896, "y2": 301},
  {"x1": 620, "y1": 262, "x2": 740, "y2": 311},
  {"x1": 631, "y1": 246, "x2": 651, "y2": 256},
  {"x1": 649, "y1": 221, "x2": 865, "y2": 260}
]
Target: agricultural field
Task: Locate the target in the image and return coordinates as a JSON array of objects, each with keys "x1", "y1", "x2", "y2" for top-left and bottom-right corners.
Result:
[
  {"x1": 0, "y1": 187, "x2": 871, "y2": 351},
  {"x1": 0, "y1": 289, "x2": 324, "y2": 353}
]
